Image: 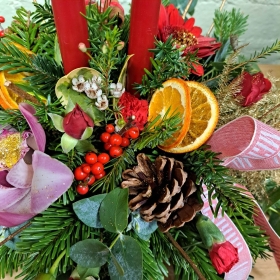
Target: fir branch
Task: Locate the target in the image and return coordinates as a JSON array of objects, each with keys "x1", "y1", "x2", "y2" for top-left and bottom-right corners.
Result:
[
  {"x1": 13, "y1": 203, "x2": 100, "y2": 279},
  {"x1": 165, "y1": 232, "x2": 206, "y2": 280},
  {"x1": 134, "y1": 37, "x2": 195, "y2": 97},
  {"x1": 91, "y1": 148, "x2": 136, "y2": 193},
  {"x1": 0, "y1": 107, "x2": 28, "y2": 132},
  {"x1": 184, "y1": 147, "x2": 255, "y2": 218},
  {"x1": 132, "y1": 110, "x2": 181, "y2": 151},
  {"x1": 32, "y1": 0, "x2": 56, "y2": 33},
  {"x1": 0, "y1": 39, "x2": 63, "y2": 97}
]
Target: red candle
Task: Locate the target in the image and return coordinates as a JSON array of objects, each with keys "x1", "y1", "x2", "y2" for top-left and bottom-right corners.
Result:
[
  {"x1": 126, "y1": 0, "x2": 161, "y2": 93},
  {"x1": 51, "y1": 0, "x2": 90, "y2": 74}
]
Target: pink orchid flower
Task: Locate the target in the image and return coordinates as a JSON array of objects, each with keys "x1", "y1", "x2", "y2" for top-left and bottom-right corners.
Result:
[{"x1": 0, "y1": 103, "x2": 73, "y2": 227}]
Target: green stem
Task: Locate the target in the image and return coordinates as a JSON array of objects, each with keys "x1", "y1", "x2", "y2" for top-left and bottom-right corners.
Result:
[
  {"x1": 49, "y1": 249, "x2": 66, "y2": 277},
  {"x1": 109, "y1": 234, "x2": 121, "y2": 249}
]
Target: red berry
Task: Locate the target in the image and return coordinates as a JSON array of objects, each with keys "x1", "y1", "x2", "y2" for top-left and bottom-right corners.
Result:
[
  {"x1": 109, "y1": 146, "x2": 123, "y2": 158},
  {"x1": 109, "y1": 134, "x2": 122, "y2": 146},
  {"x1": 85, "y1": 152, "x2": 98, "y2": 164},
  {"x1": 91, "y1": 162, "x2": 104, "y2": 175},
  {"x1": 0, "y1": 30, "x2": 4, "y2": 37},
  {"x1": 95, "y1": 170, "x2": 106, "y2": 180},
  {"x1": 105, "y1": 124, "x2": 115, "y2": 133},
  {"x1": 74, "y1": 166, "x2": 88, "y2": 180},
  {"x1": 104, "y1": 142, "x2": 113, "y2": 151},
  {"x1": 81, "y1": 164, "x2": 91, "y2": 174},
  {"x1": 128, "y1": 127, "x2": 139, "y2": 139},
  {"x1": 97, "y1": 153, "x2": 110, "y2": 164},
  {"x1": 100, "y1": 132, "x2": 111, "y2": 143},
  {"x1": 76, "y1": 184, "x2": 89, "y2": 195},
  {"x1": 0, "y1": 16, "x2": 5, "y2": 23},
  {"x1": 84, "y1": 174, "x2": 96, "y2": 185},
  {"x1": 120, "y1": 137, "x2": 130, "y2": 147}
]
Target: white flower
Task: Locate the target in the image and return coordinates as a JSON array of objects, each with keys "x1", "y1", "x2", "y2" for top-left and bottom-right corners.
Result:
[
  {"x1": 72, "y1": 75, "x2": 86, "y2": 92},
  {"x1": 109, "y1": 82, "x2": 125, "y2": 98},
  {"x1": 84, "y1": 81, "x2": 102, "y2": 99},
  {"x1": 95, "y1": 95, "x2": 109, "y2": 111},
  {"x1": 92, "y1": 76, "x2": 102, "y2": 86}
]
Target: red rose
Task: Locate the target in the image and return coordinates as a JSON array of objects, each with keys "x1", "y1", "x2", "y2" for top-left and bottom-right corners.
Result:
[
  {"x1": 118, "y1": 91, "x2": 148, "y2": 130},
  {"x1": 63, "y1": 104, "x2": 94, "y2": 139},
  {"x1": 209, "y1": 241, "x2": 239, "y2": 274},
  {"x1": 235, "y1": 72, "x2": 272, "y2": 106}
]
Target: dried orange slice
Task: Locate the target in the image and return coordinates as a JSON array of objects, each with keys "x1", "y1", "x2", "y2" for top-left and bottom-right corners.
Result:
[
  {"x1": 162, "y1": 81, "x2": 219, "y2": 153},
  {"x1": 148, "y1": 78, "x2": 191, "y2": 149}
]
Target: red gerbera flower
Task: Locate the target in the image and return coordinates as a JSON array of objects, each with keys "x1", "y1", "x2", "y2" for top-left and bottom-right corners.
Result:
[{"x1": 158, "y1": 4, "x2": 221, "y2": 75}]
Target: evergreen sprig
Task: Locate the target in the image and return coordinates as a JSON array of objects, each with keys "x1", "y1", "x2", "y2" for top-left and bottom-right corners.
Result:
[
  {"x1": 0, "y1": 38, "x2": 63, "y2": 97},
  {"x1": 0, "y1": 107, "x2": 28, "y2": 132},
  {"x1": 132, "y1": 110, "x2": 181, "y2": 151},
  {"x1": 213, "y1": 8, "x2": 248, "y2": 43},
  {"x1": 134, "y1": 37, "x2": 195, "y2": 97},
  {"x1": 12, "y1": 203, "x2": 100, "y2": 280},
  {"x1": 184, "y1": 147, "x2": 254, "y2": 218}
]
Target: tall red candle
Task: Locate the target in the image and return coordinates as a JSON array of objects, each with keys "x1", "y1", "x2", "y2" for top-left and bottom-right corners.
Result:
[
  {"x1": 126, "y1": 0, "x2": 161, "y2": 93},
  {"x1": 51, "y1": 0, "x2": 90, "y2": 74}
]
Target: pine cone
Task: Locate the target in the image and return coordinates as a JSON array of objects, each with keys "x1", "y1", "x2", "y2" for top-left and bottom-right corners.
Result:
[{"x1": 121, "y1": 153, "x2": 203, "y2": 232}]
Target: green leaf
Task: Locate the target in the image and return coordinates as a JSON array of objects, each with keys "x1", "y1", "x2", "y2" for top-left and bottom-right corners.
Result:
[
  {"x1": 48, "y1": 113, "x2": 64, "y2": 132},
  {"x1": 73, "y1": 194, "x2": 107, "y2": 228},
  {"x1": 80, "y1": 127, "x2": 93, "y2": 140},
  {"x1": 108, "y1": 235, "x2": 143, "y2": 280},
  {"x1": 99, "y1": 188, "x2": 128, "y2": 233},
  {"x1": 70, "y1": 239, "x2": 110, "y2": 268},
  {"x1": 75, "y1": 140, "x2": 98, "y2": 153},
  {"x1": 61, "y1": 133, "x2": 78, "y2": 153},
  {"x1": 269, "y1": 212, "x2": 280, "y2": 236},
  {"x1": 77, "y1": 265, "x2": 100, "y2": 279}
]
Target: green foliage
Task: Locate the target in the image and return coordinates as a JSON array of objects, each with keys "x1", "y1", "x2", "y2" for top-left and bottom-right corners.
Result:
[
  {"x1": 99, "y1": 188, "x2": 128, "y2": 233},
  {"x1": 213, "y1": 8, "x2": 248, "y2": 43},
  {"x1": 73, "y1": 194, "x2": 106, "y2": 228},
  {"x1": 0, "y1": 203, "x2": 100, "y2": 280},
  {"x1": 108, "y1": 235, "x2": 143, "y2": 280},
  {"x1": 0, "y1": 38, "x2": 63, "y2": 97},
  {"x1": 184, "y1": 147, "x2": 254, "y2": 218},
  {"x1": 134, "y1": 37, "x2": 194, "y2": 97},
  {"x1": 86, "y1": 5, "x2": 127, "y2": 88},
  {"x1": 132, "y1": 109, "x2": 181, "y2": 151}
]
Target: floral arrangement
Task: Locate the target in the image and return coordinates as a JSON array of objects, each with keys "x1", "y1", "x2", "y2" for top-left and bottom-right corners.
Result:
[{"x1": 0, "y1": 0, "x2": 280, "y2": 280}]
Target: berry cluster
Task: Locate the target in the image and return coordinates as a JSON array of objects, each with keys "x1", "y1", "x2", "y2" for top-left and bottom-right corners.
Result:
[
  {"x1": 0, "y1": 16, "x2": 5, "y2": 37},
  {"x1": 74, "y1": 152, "x2": 110, "y2": 195},
  {"x1": 100, "y1": 124, "x2": 140, "y2": 157},
  {"x1": 74, "y1": 124, "x2": 140, "y2": 195}
]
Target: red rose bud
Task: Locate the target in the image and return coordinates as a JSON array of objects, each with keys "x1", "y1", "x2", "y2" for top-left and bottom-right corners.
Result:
[
  {"x1": 196, "y1": 214, "x2": 239, "y2": 275},
  {"x1": 235, "y1": 71, "x2": 272, "y2": 106},
  {"x1": 63, "y1": 104, "x2": 94, "y2": 139}
]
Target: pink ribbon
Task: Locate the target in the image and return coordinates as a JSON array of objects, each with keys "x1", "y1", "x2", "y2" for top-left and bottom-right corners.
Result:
[{"x1": 205, "y1": 116, "x2": 280, "y2": 275}]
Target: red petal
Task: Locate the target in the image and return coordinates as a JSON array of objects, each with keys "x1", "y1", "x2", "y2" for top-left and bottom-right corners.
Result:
[
  {"x1": 184, "y1": 18, "x2": 195, "y2": 30},
  {"x1": 167, "y1": 4, "x2": 184, "y2": 26},
  {"x1": 189, "y1": 26, "x2": 202, "y2": 37}
]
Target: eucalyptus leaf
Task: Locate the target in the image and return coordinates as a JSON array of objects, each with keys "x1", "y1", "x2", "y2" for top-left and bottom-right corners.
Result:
[
  {"x1": 73, "y1": 194, "x2": 107, "y2": 228},
  {"x1": 48, "y1": 113, "x2": 64, "y2": 132},
  {"x1": 108, "y1": 235, "x2": 143, "y2": 280},
  {"x1": 61, "y1": 133, "x2": 78, "y2": 153},
  {"x1": 129, "y1": 211, "x2": 158, "y2": 240},
  {"x1": 77, "y1": 265, "x2": 100, "y2": 279},
  {"x1": 70, "y1": 239, "x2": 110, "y2": 268},
  {"x1": 99, "y1": 188, "x2": 128, "y2": 233}
]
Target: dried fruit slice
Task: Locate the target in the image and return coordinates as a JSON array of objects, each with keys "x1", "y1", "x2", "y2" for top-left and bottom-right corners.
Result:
[
  {"x1": 148, "y1": 78, "x2": 191, "y2": 149},
  {"x1": 162, "y1": 81, "x2": 219, "y2": 153}
]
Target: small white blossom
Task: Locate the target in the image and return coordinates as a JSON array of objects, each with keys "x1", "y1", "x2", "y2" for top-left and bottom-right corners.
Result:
[
  {"x1": 92, "y1": 76, "x2": 102, "y2": 86},
  {"x1": 72, "y1": 75, "x2": 86, "y2": 92},
  {"x1": 109, "y1": 82, "x2": 125, "y2": 98},
  {"x1": 84, "y1": 81, "x2": 102, "y2": 99},
  {"x1": 95, "y1": 95, "x2": 108, "y2": 111}
]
